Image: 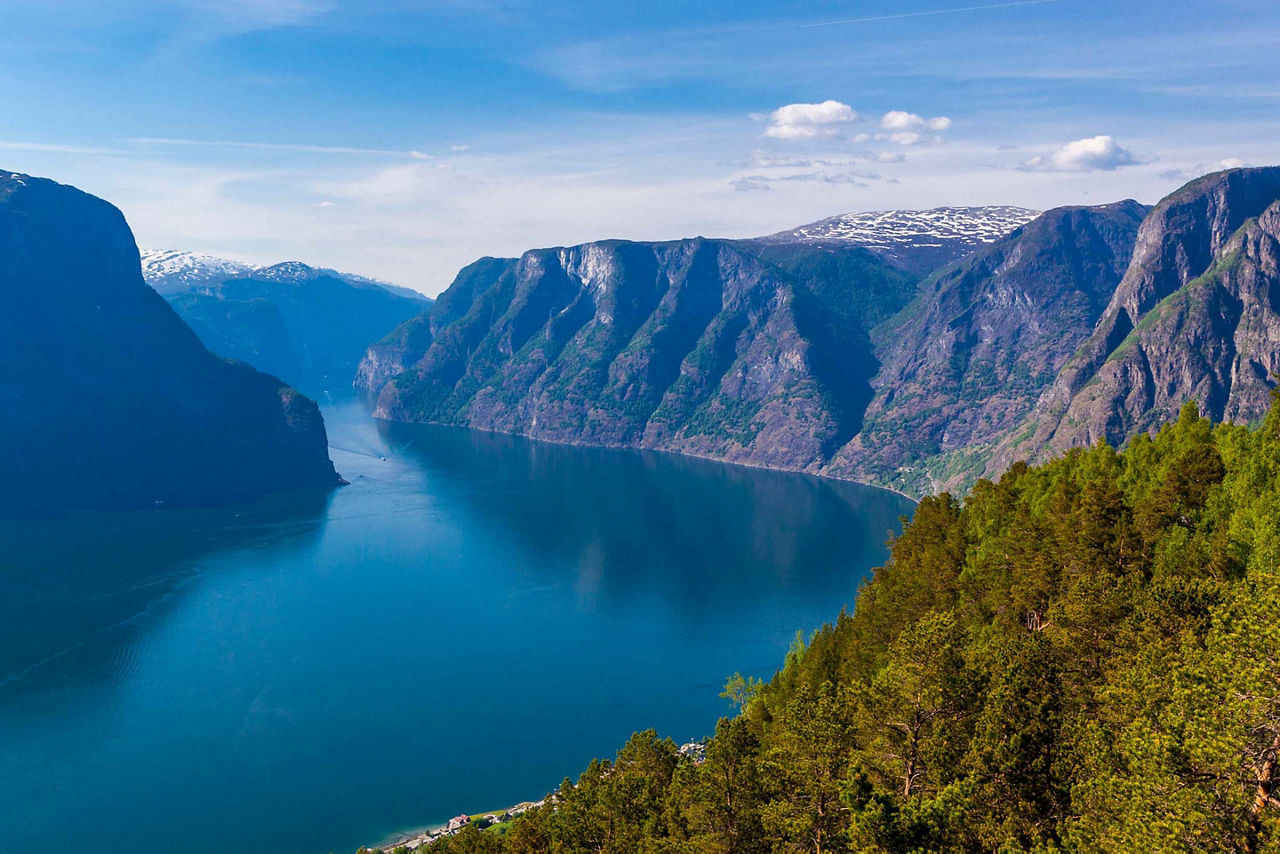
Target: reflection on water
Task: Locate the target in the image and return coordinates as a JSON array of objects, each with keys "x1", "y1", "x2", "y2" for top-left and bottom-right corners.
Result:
[
  {"x1": 0, "y1": 490, "x2": 332, "y2": 691},
  {"x1": 0, "y1": 402, "x2": 913, "y2": 854},
  {"x1": 381, "y1": 421, "x2": 909, "y2": 614}
]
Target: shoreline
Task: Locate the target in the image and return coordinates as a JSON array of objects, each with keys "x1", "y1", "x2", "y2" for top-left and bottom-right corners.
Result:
[
  {"x1": 362, "y1": 744, "x2": 706, "y2": 851},
  {"x1": 365, "y1": 800, "x2": 545, "y2": 852},
  {"x1": 367, "y1": 412, "x2": 923, "y2": 505}
]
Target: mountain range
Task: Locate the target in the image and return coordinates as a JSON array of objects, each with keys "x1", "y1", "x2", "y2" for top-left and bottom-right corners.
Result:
[
  {"x1": 140, "y1": 249, "x2": 429, "y2": 302},
  {"x1": 0, "y1": 170, "x2": 341, "y2": 515},
  {"x1": 10, "y1": 165, "x2": 1278, "y2": 511},
  {"x1": 144, "y1": 252, "x2": 429, "y2": 399},
  {"x1": 358, "y1": 167, "x2": 1280, "y2": 498}
]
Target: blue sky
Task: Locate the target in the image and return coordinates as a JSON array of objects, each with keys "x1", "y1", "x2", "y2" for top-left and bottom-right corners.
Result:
[{"x1": 2, "y1": 0, "x2": 1277, "y2": 294}]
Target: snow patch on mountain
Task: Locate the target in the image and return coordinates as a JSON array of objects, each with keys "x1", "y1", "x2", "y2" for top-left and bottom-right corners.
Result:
[
  {"x1": 760, "y1": 206, "x2": 1040, "y2": 270},
  {"x1": 139, "y1": 249, "x2": 255, "y2": 295},
  {"x1": 140, "y1": 250, "x2": 428, "y2": 300}
]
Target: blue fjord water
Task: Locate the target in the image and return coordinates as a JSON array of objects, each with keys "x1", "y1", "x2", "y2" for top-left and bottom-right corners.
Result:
[{"x1": 0, "y1": 403, "x2": 913, "y2": 854}]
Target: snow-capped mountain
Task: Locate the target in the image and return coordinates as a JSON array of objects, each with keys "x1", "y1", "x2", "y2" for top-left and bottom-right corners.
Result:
[
  {"x1": 139, "y1": 249, "x2": 257, "y2": 295},
  {"x1": 139, "y1": 250, "x2": 428, "y2": 301},
  {"x1": 757, "y1": 206, "x2": 1040, "y2": 274}
]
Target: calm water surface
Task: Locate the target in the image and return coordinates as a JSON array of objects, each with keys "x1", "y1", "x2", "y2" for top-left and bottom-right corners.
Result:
[{"x1": 0, "y1": 403, "x2": 913, "y2": 854}]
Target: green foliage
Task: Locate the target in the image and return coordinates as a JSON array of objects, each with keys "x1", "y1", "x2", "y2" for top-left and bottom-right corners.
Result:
[
  {"x1": 721, "y1": 673, "x2": 765, "y2": 713},
  {"x1": 417, "y1": 396, "x2": 1280, "y2": 853}
]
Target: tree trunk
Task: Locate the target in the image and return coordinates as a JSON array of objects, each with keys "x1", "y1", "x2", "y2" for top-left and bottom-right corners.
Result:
[{"x1": 1246, "y1": 730, "x2": 1280, "y2": 853}]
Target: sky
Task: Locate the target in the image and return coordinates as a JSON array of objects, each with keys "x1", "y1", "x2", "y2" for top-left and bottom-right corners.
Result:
[{"x1": 1, "y1": 0, "x2": 1277, "y2": 295}]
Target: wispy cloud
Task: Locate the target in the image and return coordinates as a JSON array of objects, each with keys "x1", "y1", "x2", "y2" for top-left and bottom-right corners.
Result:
[
  {"x1": 148, "y1": 0, "x2": 337, "y2": 64},
  {"x1": 803, "y1": 0, "x2": 1058, "y2": 28},
  {"x1": 1159, "y1": 157, "x2": 1251, "y2": 183},
  {"x1": 131, "y1": 137, "x2": 431, "y2": 158},
  {"x1": 0, "y1": 140, "x2": 124, "y2": 155},
  {"x1": 184, "y1": 0, "x2": 335, "y2": 34}
]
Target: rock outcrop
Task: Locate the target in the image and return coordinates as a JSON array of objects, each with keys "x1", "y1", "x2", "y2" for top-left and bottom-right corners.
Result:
[
  {"x1": 991, "y1": 166, "x2": 1280, "y2": 473},
  {"x1": 829, "y1": 200, "x2": 1148, "y2": 494}
]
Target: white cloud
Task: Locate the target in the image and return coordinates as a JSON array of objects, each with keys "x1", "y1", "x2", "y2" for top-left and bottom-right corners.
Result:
[
  {"x1": 874, "y1": 151, "x2": 906, "y2": 163},
  {"x1": 1022, "y1": 135, "x2": 1149, "y2": 171},
  {"x1": 878, "y1": 112, "x2": 952, "y2": 145},
  {"x1": 1218, "y1": 157, "x2": 1247, "y2": 169},
  {"x1": 764, "y1": 100, "x2": 857, "y2": 140},
  {"x1": 881, "y1": 111, "x2": 952, "y2": 132},
  {"x1": 881, "y1": 111, "x2": 922, "y2": 130}
]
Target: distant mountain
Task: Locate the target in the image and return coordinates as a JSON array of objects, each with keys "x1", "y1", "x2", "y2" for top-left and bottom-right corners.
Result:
[
  {"x1": 140, "y1": 249, "x2": 429, "y2": 301},
  {"x1": 156, "y1": 258, "x2": 429, "y2": 399},
  {"x1": 756, "y1": 205, "x2": 1040, "y2": 275},
  {"x1": 139, "y1": 249, "x2": 256, "y2": 295},
  {"x1": 0, "y1": 171, "x2": 341, "y2": 515}
]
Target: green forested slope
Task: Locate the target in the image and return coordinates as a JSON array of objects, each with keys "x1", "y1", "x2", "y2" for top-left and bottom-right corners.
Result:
[{"x1": 396, "y1": 396, "x2": 1280, "y2": 853}]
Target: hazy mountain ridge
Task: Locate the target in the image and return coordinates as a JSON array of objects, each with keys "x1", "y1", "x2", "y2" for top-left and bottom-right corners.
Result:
[
  {"x1": 158, "y1": 257, "x2": 430, "y2": 398},
  {"x1": 0, "y1": 170, "x2": 340, "y2": 515},
  {"x1": 140, "y1": 249, "x2": 430, "y2": 301}
]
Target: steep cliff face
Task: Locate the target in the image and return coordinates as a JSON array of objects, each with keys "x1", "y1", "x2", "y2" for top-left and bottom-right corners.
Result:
[
  {"x1": 825, "y1": 200, "x2": 1148, "y2": 494},
  {"x1": 0, "y1": 171, "x2": 340, "y2": 515},
  {"x1": 1024, "y1": 200, "x2": 1280, "y2": 454},
  {"x1": 360, "y1": 171, "x2": 1280, "y2": 497},
  {"x1": 358, "y1": 239, "x2": 917, "y2": 472},
  {"x1": 991, "y1": 166, "x2": 1280, "y2": 473}
]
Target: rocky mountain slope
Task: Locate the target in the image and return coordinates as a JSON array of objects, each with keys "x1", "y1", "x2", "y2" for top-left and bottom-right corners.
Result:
[
  {"x1": 167, "y1": 261, "x2": 428, "y2": 399},
  {"x1": 357, "y1": 238, "x2": 919, "y2": 473},
  {"x1": 758, "y1": 205, "x2": 1039, "y2": 275},
  {"x1": 990, "y1": 166, "x2": 1280, "y2": 475},
  {"x1": 359, "y1": 168, "x2": 1280, "y2": 498},
  {"x1": 831, "y1": 199, "x2": 1148, "y2": 494},
  {"x1": 0, "y1": 171, "x2": 341, "y2": 515}
]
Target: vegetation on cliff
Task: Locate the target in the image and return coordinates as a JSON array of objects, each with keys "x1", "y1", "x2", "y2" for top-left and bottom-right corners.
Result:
[{"x1": 393, "y1": 395, "x2": 1280, "y2": 852}]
